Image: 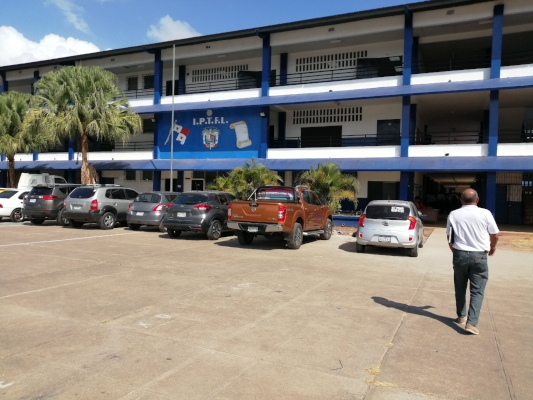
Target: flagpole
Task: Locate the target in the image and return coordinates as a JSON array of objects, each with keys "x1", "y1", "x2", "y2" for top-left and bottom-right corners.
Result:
[{"x1": 170, "y1": 44, "x2": 176, "y2": 191}]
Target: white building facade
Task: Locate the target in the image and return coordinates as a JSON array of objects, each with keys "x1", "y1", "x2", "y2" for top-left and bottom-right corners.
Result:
[{"x1": 1, "y1": 0, "x2": 532, "y2": 224}]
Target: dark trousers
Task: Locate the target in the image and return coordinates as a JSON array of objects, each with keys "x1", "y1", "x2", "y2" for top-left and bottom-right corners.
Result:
[{"x1": 453, "y1": 250, "x2": 489, "y2": 326}]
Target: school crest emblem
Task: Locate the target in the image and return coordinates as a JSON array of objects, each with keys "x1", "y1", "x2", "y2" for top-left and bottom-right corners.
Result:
[{"x1": 202, "y1": 127, "x2": 219, "y2": 150}]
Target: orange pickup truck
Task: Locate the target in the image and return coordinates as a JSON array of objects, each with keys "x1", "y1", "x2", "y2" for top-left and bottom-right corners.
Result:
[{"x1": 227, "y1": 185, "x2": 333, "y2": 249}]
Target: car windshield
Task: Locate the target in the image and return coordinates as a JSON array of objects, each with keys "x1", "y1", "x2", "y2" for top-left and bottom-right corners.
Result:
[
  {"x1": 29, "y1": 187, "x2": 53, "y2": 196},
  {"x1": 69, "y1": 187, "x2": 96, "y2": 199},
  {"x1": 256, "y1": 188, "x2": 295, "y2": 201},
  {"x1": 174, "y1": 194, "x2": 208, "y2": 205},
  {"x1": 366, "y1": 205, "x2": 410, "y2": 220},
  {"x1": 135, "y1": 193, "x2": 161, "y2": 203},
  {"x1": 0, "y1": 190, "x2": 17, "y2": 199}
]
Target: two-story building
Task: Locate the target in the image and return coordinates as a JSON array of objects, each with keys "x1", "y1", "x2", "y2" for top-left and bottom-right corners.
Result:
[{"x1": 1, "y1": 0, "x2": 532, "y2": 224}]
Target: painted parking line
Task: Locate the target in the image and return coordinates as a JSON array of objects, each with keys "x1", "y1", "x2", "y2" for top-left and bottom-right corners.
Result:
[{"x1": 0, "y1": 232, "x2": 137, "y2": 248}]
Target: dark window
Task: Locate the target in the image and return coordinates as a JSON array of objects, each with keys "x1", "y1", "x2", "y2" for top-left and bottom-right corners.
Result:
[
  {"x1": 165, "y1": 194, "x2": 179, "y2": 202},
  {"x1": 70, "y1": 187, "x2": 96, "y2": 199},
  {"x1": 125, "y1": 189, "x2": 138, "y2": 200},
  {"x1": 0, "y1": 190, "x2": 17, "y2": 199},
  {"x1": 301, "y1": 126, "x2": 342, "y2": 147},
  {"x1": 125, "y1": 170, "x2": 136, "y2": 181},
  {"x1": 376, "y1": 119, "x2": 401, "y2": 145},
  {"x1": 57, "y1": 187, "x2": 68, "y2": 195},
  {"x1": 127, "y1": 76, "x2": 138, "y2": 91},
  {"x1": 216, "y1": 195, "x2": 229, "y2": 205},
  {"x1": 28, "y1": 187, "x2": 53, "y2": 196},
  {"x1": 143, "y1": 74, "x2": 154, "y2": 89},
  {"x1": 365, "y1": 204, "x2": 410, "y2": 220},
  {"x1": 225, "y1": 194, "x2": 236, "y2": 203},
  {"x1": 174, "y1": 194, "x2": 208, "y2": 205},
  {"x1": 367, "y1": 181, "x2": 399, "y2": 202},
  {"x1": 165, "y1": 80, "x2": 179, "y2": 96},
  {"x1": 142, "y1": 171, "x2": 153, "y2": 181},
  {"x1": 107, "y1": 189, "x2": 126, "y2": 200},
  {"x1": 19, "y1": 191, "x2": 28, "y2": 199},
  {"x1": 54, "y1": 177, "x2": 66, "y2": 183},
  {"x1": 142, "y1": 119, "x2": 155, "y2": 133},
  {"x1": 135, "y1": 193, "x2": 160, "y2": 203}
]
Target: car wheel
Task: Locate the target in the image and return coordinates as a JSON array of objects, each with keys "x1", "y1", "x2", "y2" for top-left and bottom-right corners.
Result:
[
  {"x1": 158, "y1": 220, "x2": 167, "y2": 233},
  {"x1": 206, "y1": 219, "x2": 222, "y2": 240},
  {"x1": 320, "y1": 219, "x2": 332, "y2": 240},
  {"x1": 30, "y1": 218, "x2": 45, "y2": 225},
  {"x1": 286, "y1": 222, "x2": 303, "y2": 249},
  {"x1": 409, "y1": 246, "x2": 419, "y2": 257},
  {"x1": 355, "y1": 242, "x2": 365, "y2": 253},
  {"x1": 237, "y1": 231, "x2": 254, "y2": 245},
  {"x1": 167, "y1": 228, "x2": 182, "y2": 238},
  {"x1": 100, "y1": 212, "x2": 116, "y2": 230},
  {"x1": 128, "y1": 223, "x2": 141, "y2": 231},
  {"x1": 10, "y1": 208, "x2": 23, "y2": 223},
  {"x1": 69, "y1": 220, "x2": 84, "y2": 228},
  {"x1": 56, "y1": 208, "x2": 69, "y2": 226}
]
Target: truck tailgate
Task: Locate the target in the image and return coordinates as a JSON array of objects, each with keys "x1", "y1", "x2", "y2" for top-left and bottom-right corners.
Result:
[{"x1": 230, "y1": 201, "x2": 280, "y2": 223}]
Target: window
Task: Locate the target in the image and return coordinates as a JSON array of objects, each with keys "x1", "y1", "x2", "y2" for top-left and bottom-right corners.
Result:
[
  {"x1": 125, "y1": 170, "x2": 136, "y2": 181},
  {"x1": 142, "y1": 171, "x2": 153, "y2": 181},
  {"x1": 143, "y1": 74, "x2": 154, "y2": 89},
  {"x1": 295, "y1": 51, "x2": 367, "y2": 72},
  {"x1": 125, "y1": 189, "x2": 138, "y2": 200},
  {"x1": 191, "y1": 64, "x2": 248, "y2": 83},
  {"x1": 165, "y1": 80, "x2": 179, "y2": 96},
  {"x1": 293, "y1": 107, "x2": 362, "y2": 125},
  {"x1": 126, "y1": 76, "x2": 138, "y2": 91},
  {"x1": 142, "y1": 119, "x2": 155, "y2": 133}
]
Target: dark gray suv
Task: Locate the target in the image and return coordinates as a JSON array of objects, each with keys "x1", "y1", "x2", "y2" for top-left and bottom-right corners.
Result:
[
  {"x1": 22, "y1": 184, "x2": 80, "y2": 226},
  {"x1": 162, "y1": 191, "x2": 236, "y2": 240},
  {"x1": 63, "y1": 185, "x2": 138, "y2": 230}
]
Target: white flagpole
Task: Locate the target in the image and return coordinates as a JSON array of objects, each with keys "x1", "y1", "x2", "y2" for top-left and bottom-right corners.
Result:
[{"x1": 170, "y1": 44, "x2": 176, "y2": 191}]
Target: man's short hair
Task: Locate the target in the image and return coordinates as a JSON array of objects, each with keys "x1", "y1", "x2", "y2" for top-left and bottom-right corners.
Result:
[{"x1": 461, "y1": 189, "x2": 478, "y2": 203}]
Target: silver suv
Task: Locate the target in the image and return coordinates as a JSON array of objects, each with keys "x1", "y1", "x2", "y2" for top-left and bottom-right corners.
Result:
[
  {"x1": 63, "y1": 185, "x2": 138, "y2": 230},
  {"x1": 22, "y1": 184, "x2": 80, "y2": 226}
]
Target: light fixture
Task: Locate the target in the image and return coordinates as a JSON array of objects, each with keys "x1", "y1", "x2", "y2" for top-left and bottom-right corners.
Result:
[
  {"x1": 330, "y1": 39, "x2": 342, "y2": 44},
  {"x1": 217, "y1": 54, "x2": 226, "y2": 58},
  {"x1": 334, "y1": 101, "x2": 341, "y2": 106},
  {"x1": 259, "y1": 112, "x2": 267, "y2": 118},
  {"x1": 151, "y1": 118, "x2": 156, "y2": 122},
  {"x1": 478, "y1": 19, "x2": 493, "y2": 25},
  {"x1": 389, "y1": 56, "x2": 401, "y2": 62}
]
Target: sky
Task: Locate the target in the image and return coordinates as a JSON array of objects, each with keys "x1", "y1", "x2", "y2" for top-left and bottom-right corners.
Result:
[{"x1": 0, "y1": 0, "x2": 426, "y2": 67}]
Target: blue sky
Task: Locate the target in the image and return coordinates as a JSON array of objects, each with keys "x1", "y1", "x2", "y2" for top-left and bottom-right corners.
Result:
[{"x1": 0, "y1": 0, "x2": 424, "y2": 67}]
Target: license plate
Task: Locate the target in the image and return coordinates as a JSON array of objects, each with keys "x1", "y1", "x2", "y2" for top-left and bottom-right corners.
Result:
[
  {"x1": 378, "y1": 236, "x2": 391, "y2": 242},
  {"x1": 177, "y1": 212, "x2": 186, "y2": 218},
  {"x1": 136, "y1": 212, "x2": 144, "y2": 216},
  {"x1": 72, "y1": 205, "x2": 81, "y2": 209},
  {"x1": 247, "y1": 226, "x2": 258, "y2": 233},
  {"x1": 29, "y1": 199, "x2": 36, "y2": 203}
]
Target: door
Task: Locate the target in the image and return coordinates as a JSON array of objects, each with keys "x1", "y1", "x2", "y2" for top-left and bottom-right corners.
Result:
[
  {"x1": 377, "y1": 119, "x2": 400, "y2": 145},
  {"x1": 301, "y1": 126, "x2": 342, "y2": 148},
  {"x1": 301, "y1": 190, "x2": 319, "y2": 230}
]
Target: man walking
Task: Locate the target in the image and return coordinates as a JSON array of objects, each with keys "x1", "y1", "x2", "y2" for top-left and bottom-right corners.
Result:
[{"x1": 446, "y1": 188, "x2": 499, "y2": 335}]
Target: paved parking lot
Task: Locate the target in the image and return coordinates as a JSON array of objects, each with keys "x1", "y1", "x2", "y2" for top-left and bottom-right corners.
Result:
[{"x1": 1, "y1": 221, "x2": 532, "y2": 400}]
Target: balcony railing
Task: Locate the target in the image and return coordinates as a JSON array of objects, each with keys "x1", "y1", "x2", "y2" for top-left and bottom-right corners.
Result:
[
  {"x1": 45, "y1": 140, "x2": 153, "y2": 153},
  {"x1": 123, "y1": 88, "x2": 155, "y2": 99}
]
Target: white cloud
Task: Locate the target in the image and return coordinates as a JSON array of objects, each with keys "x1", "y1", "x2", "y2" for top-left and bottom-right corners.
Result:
[
  {"x1": 48, "y1": 0, "x2": 91, "y2": 34},
  {"x1": 0, "y1": 26, "x2": 100, "y2": 67},
  {"x1": 147, "y1": 15, "x2": 201, "y2": 42}
]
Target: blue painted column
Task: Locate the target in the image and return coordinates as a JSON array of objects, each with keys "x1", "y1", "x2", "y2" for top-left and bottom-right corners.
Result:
[
  {"x1": 153, "y1": 171, "x2": 161, "y2": 191},
  {"x1": 0, "y1": 71, "x2": 6, "y2": 93},
  {"x1": 280, "y1": 53, "x2": 288, "y2": 86},
  {"x1": 261, "y1": 33, "x2": 271, "y2": 97},
  {"x1": 486, "y1": 4, "x2": 504, "y2": 217},
  {"x1": 178, "y1": 65, "x2": 186, "y2": 95},
  {"x1": 153, "y1": 49, "x2": 162, "y2": 105}
]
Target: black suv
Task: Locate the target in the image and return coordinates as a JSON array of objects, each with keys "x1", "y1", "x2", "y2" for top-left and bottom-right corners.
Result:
[
  {"x1": 63, "y1": 185, "x2": 138, "y2": 229},
  {"x1": 22, "y1": 184, "x2": 80, "y2": 225},
  {"x1": 162, "y1": 191, "x2": 236, "y2": 240}
]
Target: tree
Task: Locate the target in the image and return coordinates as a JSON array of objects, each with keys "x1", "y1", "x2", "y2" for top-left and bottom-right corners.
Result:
[
  {"x1": 24, "y1": 66, "x2": 142, "y2": 184},
  {"x1": 0, "y1": 91, "x2": 37, "y2": 187},
  {"x1": 208, "y1": 159, "x2": 282, "y2": 199},
  {"x1": 296, "y1": 162, "x2": 359, "y2": 212}
]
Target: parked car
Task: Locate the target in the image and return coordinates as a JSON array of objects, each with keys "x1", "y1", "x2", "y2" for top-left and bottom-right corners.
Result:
[
  {"x1": 22, "y1": 184, "x2": 80, "y2": 225},
  {"x1": 0, "y1": 189, "x2": 29, "y2": 222},
  {"x1": 355, "y1": 200, "x2": 425, "y2": 257},
  {"x1": 228, "y1": 185, "x2": 333, "y2": 249},
  {"x1": 63, "y1": 185, "x2": 138, "y2": 230},
  {"x1": 127, "y1": 191, "x2": 180, "y2": 231},
  {"x1": 162, "y1": 191, "x2": 236, "y2": 240}
]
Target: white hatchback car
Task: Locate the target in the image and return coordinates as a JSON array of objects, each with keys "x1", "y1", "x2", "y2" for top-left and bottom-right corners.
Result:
[
  {"x1": 356, "y1": 200, "x2": 425, "y2": 257},
  {"x1": 0, "y1": 189, "x2": 29, "y2": 222}
]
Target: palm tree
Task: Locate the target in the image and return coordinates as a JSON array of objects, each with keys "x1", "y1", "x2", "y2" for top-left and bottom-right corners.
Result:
[
  {"x1": 296, "y1": 162, "x2": 359, "y2": 212},
  {"x1": 24, "y1": 66, "x2": 142, "y2": 184},
  {"x1": 209, "y1": 159, "x2": 282, "y2": 199},
  {"x1": 0, "y1": 91, "x2": 37, "y2": 187}
]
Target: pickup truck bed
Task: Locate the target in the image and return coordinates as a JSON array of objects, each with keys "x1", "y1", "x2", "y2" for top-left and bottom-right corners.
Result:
[{"x1": 228, "y1": 186, "x2": 333, "y2": 249}]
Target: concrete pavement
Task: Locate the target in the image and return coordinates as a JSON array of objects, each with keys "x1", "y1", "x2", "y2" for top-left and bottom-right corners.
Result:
[{"x1": 0, "y1": 221, "x2": 531, "y2": 399}]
